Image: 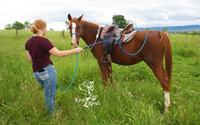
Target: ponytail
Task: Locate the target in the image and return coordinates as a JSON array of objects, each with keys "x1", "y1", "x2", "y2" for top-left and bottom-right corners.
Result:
[{"x1": 30, "y1": 19, "x2": 46, "y2": 34}]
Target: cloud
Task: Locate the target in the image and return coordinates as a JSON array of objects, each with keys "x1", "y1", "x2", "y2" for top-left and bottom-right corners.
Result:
[{"x1": 0, "y1": 0, "x2": 200, "y2": 30}]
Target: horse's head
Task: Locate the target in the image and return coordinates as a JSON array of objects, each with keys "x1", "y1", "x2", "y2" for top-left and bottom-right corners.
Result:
[{"x1": 68, "y1": 14, "x2": 83, "y2": 48}]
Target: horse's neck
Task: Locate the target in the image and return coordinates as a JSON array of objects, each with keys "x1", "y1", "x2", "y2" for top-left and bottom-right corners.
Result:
[{"x1": 81, "y1": 20, "x2": 100, "y2": 45}]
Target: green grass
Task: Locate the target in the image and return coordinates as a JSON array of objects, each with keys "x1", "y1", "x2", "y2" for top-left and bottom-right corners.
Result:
[{"x1": 0, "y1": 30, "x2": 200, "y2": 125}]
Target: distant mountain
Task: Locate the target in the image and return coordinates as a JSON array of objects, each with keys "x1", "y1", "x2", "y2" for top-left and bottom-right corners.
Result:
[{"x1": 135, "y1": 25, "x2": 200, "y2": 32}]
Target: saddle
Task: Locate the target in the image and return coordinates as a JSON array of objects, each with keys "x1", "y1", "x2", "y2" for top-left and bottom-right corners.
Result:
[{"x1": 100, "y1": 24, "x2": 137, "y2": 63}]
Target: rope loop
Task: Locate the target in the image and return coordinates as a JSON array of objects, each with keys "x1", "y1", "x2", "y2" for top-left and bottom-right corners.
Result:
[
  {"x1": 117, "y1": 30, "x2": 151, "y2": 56},
  {"x1": 56, "y1": 53, "x2": 79, "y2": 91}
]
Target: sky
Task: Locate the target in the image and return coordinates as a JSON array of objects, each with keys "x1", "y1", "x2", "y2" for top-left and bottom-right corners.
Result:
[{"x1": 0, "y1": 0, "x2": 200, "y2": 31}]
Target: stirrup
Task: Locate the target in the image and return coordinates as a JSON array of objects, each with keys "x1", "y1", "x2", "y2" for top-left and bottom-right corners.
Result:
[{"x1": 101, "y1": 54, "x2": 112, "y2": 63}]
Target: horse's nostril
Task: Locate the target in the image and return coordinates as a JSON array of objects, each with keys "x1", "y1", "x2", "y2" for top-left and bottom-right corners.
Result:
[
  {"x1": 76, "y1": 41, "x2": 79, "y2": 45},
  {"x1": 71, "y1": 42, "x2": 73, "y2": 45}
]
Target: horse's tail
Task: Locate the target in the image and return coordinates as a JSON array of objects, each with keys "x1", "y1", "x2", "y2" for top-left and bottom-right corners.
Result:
[{"x1": 160, "y1": 32, "x2": 172, "y2": 91}]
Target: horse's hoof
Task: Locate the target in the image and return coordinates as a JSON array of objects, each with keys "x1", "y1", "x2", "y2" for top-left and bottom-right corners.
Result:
[
  {"x1": 104, "y1": 86, "x2": 108, "y2": 90},
  {"x1": 163, "y1": 107, "x2": 169, "y2": 115}
]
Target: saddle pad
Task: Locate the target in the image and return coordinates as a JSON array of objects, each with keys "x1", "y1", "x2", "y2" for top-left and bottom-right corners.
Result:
[
  {"x1": 100, "y1": 25, "x2": 110, "y2": 40},
  {"x1": 121, "y1": 30, "x2": 139, "y2": 43}
]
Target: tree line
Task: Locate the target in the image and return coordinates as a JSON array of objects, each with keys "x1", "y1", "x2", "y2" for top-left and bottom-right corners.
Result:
[
  {"x1": 4, "y1": 14, "x2": 168, "y2": 32},
  {"x1": 5, "y1": 21, "x2": 32, "y2": 30}
]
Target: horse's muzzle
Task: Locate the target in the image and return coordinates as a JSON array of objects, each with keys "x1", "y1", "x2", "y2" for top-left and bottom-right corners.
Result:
[{"x1": 71, "y1": 41, "x2": 79, "y2": 47}]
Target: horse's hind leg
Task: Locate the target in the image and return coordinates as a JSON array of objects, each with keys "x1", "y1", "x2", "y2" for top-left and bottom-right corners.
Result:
[
  {"x1": 107, "y1": 63, "x2": 115, "y2": 89},
  {"x1": 148, "y1": 63, "x2": 171, "y2": 114}
]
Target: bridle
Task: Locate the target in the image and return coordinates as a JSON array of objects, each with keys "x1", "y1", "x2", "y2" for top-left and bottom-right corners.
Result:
[{"x1": 70, "y1": 23, "x2": 83, "y2": 37}]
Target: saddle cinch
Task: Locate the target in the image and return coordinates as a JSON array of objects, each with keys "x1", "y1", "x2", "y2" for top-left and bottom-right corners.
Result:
[{"x1": 100, "y1": 24, "x2": 138, "y2": 63}]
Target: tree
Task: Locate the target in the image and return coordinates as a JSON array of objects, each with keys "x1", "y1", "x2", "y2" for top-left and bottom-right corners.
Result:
[
  {"x1": 11, "y1": 21, "x2": 25, "y2": 36},
  {"x1": 145, "y1": 26, "x2": 150, "y2": 30},
  {"x1": 49, "y1": 28, "x2": 54, "y2": 31},
  {"x1": 162, "y1": 27, "x2": 168, "y2": 32},
  {"x1": 5, "y1": 24, "x2": 12, "y2": 30},
  {"x1": 24, "y1": 21, "x2": 31, "y2": 30},
  {"x1": 12, "y1": 21, "x2": 25, "y2": 30},
  {"x1": 65, "y1": 21, "x2": 69, "y2": 31},
  {"x1": 112, "y1": 14, "x2": 128, "y2": 28}
]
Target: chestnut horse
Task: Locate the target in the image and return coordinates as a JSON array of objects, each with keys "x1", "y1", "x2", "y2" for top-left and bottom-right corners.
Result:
[{"x1": 68, "y1": 14, "x2": 172, "y2": 114}]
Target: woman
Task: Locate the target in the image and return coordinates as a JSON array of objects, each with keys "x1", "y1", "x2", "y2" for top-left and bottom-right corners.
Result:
[{"x1": 25, "y1": 19, "x2": 83, "y2": 116}]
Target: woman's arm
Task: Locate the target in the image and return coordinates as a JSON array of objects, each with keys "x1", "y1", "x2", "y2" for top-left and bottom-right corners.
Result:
[
  {"x1": 26, "y1": 50, "x2": 33, "y2": 62},
  {"x1": 49, "y1": 47, "x2": 83, "y2": 57}
]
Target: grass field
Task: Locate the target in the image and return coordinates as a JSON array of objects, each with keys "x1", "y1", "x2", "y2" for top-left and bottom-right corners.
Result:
[{"x1": 0, "y1": 30, "x2": 200, "y2": 125}]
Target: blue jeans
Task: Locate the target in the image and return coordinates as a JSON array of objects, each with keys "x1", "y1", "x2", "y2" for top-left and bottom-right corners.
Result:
[{"x1": 34, "y1": 65, "x2": 57, "y2": 116}]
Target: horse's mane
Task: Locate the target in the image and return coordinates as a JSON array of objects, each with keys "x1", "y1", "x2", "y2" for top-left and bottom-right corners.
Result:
[
  {"x1": 69, "y1": 18, "x2": 99, "y2": 27},
  {"x1": 88, "y1": 21, "x2": 99, "y2": 26},
  {"x1": 81, "y1": 20, "x2": 99, "y2": 27}
]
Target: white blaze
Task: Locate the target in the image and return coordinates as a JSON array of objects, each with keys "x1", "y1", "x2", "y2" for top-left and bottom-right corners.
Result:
[{"x1": 72, "y1": 22, "x2": 76, "y2": 42}]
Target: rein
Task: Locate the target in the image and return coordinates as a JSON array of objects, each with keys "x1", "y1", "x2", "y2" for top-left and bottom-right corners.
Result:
[
  {"x1": 117, "y1": 30, "x2": 151, "y2": 56},
  {"x1": 83, "y1": 39, "x2": 111, "y2": 49}
]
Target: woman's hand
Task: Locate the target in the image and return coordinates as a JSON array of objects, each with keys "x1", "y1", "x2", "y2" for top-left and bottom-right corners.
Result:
[{"x1": 74, "y1": 47, "x2": 84, "y2": 53}]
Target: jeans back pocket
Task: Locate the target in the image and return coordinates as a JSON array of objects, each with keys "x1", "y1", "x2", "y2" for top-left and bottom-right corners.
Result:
[{"x1": 38, "y1": 70, "x2": 49, "y2": 81}]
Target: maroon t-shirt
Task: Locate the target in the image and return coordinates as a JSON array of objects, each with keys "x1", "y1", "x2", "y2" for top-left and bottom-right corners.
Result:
[{"x1": 25, "y1": 36, "x2": 54, "y2": 72}]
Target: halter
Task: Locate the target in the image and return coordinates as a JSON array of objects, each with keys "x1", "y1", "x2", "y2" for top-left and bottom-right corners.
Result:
[{"x1": 70, "y1": 23, "x2": 83, "y2": 37}]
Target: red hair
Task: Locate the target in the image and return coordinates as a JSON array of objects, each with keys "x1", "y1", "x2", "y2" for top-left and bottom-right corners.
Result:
[{"x1": 30, "y1": 19, "x2": 46, "y2": 34}]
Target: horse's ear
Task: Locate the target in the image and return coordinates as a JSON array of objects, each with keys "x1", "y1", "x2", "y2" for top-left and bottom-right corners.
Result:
[
  {"x1": 68, "y1": 14, "x2": 72, "y2": 21},
  {"x1": 77, "y1": 14, "x2": 84, "y2": 22}
]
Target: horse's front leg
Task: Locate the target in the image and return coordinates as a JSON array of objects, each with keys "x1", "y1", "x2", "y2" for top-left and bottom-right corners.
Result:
[
  {"x1": 107, "y1": 62, "x2": 115, "y2": 89},
  {"x1": 97, "y1": 60, "x2": 108, "y2": 89}
]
